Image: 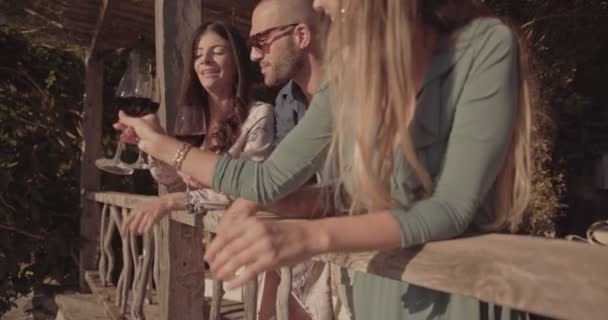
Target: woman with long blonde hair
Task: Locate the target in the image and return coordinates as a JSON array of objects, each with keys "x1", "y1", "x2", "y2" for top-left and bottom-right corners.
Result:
[{"x1": 118, "y1": 0, "x2": 533, "y2": 318}]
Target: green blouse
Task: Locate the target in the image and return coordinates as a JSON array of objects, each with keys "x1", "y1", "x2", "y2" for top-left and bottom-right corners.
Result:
[{"x1": 213, "y1": 17, "x2": 528, "y2": 319}]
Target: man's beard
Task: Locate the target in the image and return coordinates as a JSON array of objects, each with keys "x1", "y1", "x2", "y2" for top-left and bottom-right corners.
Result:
[{"x1": 267, "y1": 40, "x2": 305, "y2": 87}]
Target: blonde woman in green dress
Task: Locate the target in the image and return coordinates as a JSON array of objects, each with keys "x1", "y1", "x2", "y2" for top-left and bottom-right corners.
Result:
[{"x1": 118, "y1": 0, "x2": 534, "y2": 318}]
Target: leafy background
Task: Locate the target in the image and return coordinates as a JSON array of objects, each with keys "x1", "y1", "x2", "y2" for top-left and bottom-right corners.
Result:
[{"x1": 1, "y1": 0, "x2": 608, "y2": 316}]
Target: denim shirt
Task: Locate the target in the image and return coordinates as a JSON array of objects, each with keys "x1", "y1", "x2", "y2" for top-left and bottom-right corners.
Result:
[{"x1": 274, "y1": 80, "x2": 308, "y2": 147}]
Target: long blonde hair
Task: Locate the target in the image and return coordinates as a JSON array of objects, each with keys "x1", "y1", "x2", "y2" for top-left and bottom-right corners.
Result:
[{"x1": 324, "y1": 0, "x2": 533, "y2": 232}]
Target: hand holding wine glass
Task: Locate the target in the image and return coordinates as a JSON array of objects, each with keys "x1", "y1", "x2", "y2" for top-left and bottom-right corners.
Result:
[
  {"x1": 96, "y1": 48, "x2": 158, "y2": 175},
  {"x1": 115, "y1": 111, "x2": 164, "y2": 150}
]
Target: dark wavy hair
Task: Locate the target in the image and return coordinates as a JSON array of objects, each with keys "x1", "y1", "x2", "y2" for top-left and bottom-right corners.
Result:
[{"x1": 176, "y1": 21, "x2": 252, "y2": 152}]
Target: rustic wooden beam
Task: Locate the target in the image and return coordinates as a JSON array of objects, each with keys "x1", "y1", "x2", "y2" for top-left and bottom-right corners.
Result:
[
  {"x1": 79, "y1": 54, "x2": 104, "y2": 291},
  {"x1": 155, "y1": 1, "x2": 204, "y2": 320},
  {"x1": 86, "y1": 0, "x2": 114, "y2": 61},
  {"x1": 155, "y1": 0, "x2": 202, "y2": 136},
  {"x1": 315, "y1": 234, "x2": 608, "y2": 320}
]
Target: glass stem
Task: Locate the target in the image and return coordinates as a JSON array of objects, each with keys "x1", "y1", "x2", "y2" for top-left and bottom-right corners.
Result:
[{"x1": 112, "y1": 140, "x2": 126, "y2": 162}]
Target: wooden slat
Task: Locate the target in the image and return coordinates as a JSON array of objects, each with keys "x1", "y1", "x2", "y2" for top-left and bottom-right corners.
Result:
[{"x1": 315, "y1": 234, "x2": 608, "y2": 320}]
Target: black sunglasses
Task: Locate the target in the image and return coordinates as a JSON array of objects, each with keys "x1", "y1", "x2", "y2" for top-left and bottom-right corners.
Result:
[{"x1": 247, "y1": 23, "x2": 299, "y2": 51}]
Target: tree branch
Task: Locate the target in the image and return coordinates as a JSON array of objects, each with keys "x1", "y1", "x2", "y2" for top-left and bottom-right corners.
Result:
[
  {"x1": 0, "y1": 223, "x2": 45, "y2": 241},
  {"x1": 23, "y1": 8, "x2": 64, "y2": 29},
  {"x1": 522, "y1": 14, "x2": 608, "y2": 29},
  {"x1": 0, "y1": 66, "x2": 50, "y2": 101}
]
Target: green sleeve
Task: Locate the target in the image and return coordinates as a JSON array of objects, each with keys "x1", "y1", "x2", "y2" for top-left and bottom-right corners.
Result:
[
  {"x1": 390, "y1": 24, "x2": 519, "y2": 247},
  {"x1": 212, "y1": 86, "x2": 332, "y2": 204}
]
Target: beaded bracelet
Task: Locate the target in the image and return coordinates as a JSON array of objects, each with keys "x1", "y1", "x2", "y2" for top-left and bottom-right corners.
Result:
[
  {"x1": 185, "y1": 189, "x2": 204, "y2": 214},
  {"x1": 172, "y1": 143, "x2": 193, "y2": 171}
]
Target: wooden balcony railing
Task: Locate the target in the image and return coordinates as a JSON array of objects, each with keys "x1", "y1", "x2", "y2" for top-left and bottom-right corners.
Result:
[{"x1": 86, "y1": 192, "x2": 608, "y2": 320}]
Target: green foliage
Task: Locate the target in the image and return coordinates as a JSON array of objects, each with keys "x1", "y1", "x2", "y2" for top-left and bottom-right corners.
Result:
[
  {"x1": 486, "y1": 0, "x2": 608, "y2": 236},
  {"x1": 0, "y1": 29, "x2": 83, "y2": 314}
]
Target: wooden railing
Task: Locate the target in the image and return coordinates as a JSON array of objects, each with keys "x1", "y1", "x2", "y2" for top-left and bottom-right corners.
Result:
[
  {"x1": 86, "y1": 192, "x2": 608, "y2": 320},
  {"x1": 86, "y1": 192, "x2": 267, "y2": 320}
]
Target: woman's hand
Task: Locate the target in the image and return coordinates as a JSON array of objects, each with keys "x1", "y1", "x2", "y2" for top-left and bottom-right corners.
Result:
[
  {"x1": 123, "y1": 195, "x2": 176, "y2": 235},
  {"x1": 204, "y1": 217, "x2": 327, "y2": 289},
  {"x1": 114, "y1": 111, "x2": 165, "y2": 152},
  {"x1": 178, "y1": 172, "x2": 208, "y2": 189}
]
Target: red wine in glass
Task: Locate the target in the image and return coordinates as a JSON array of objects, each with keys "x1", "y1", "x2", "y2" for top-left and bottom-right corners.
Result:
[
  {"x1": 174, "y1": 105, "x2": 207, "y2": 147},
  {"x1": 175, "y1": 134, "x2": 205, "y2": 147},
  {"x1": 117, "y1": 96, "x2": 159, "y2": 170},
  {"x1": 117, "y1": 96, "x2": 160, "y2": 117}
]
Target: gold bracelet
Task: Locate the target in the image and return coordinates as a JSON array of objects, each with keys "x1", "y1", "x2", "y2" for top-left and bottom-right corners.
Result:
[{"x1": 172, "y1": 143, "x2": 193, "y2": 171}]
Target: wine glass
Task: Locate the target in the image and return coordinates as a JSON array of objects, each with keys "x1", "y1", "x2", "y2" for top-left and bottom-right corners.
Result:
[
  {"x1": 94, "y1": 140, "x2": 133, "y2": 175},
  {"x1": 96, "y1": 48, "x2": 156, "y2": 175},
  {"x1": 174, "y1": 105, "x2": 207, "y2": 147},
  {"x1": 173, "y1": 105, "x2": 207, "y2": 206}
]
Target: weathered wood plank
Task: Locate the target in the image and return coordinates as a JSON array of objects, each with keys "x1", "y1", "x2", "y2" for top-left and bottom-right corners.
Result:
[
  {"x1": 170, "y1": 210, "x2": 205, "y2": 227},
  {"x1": 153, "y1": 0, "x2": 204, "y2": 271},
  {"x1": 55, "y1": 293, "x2": 109, "y2": 320},
  {"x1": 85, "y1": 271, "x2": 161, "y2": 320},
  {"x1": 315, "y1": 234, "x2": 608, "y2": 320},
  {"x1": 157, "y1": 220, "x2": 206, "y2": 320},
  {"x1": 87, "y1": 192, "x2": 158, "y2": 208},
  {"x1": 79, "y1": 56, "x2": 104, "y2": 291}
]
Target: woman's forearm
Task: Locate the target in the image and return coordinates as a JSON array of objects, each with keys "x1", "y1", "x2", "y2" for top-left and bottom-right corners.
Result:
[
  {"x1": 309, "y1": 211, "x2": 403, "y2": 254},
  {"x1": 147, "y1": 133, "x2": 219, "y2": 187},
  {"x1": 265, "y1": 185, "x2": 334, "y2": 219}
]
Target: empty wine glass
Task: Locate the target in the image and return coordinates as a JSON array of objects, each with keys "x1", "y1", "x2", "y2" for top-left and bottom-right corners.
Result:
[{"x1": 96, "y1": 47, "x2": 157, "y2": 175}]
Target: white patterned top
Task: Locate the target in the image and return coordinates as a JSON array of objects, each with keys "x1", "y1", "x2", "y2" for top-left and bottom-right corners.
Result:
[{"x1": 149, "y1": 101, "x2": 275, "y2": 209}]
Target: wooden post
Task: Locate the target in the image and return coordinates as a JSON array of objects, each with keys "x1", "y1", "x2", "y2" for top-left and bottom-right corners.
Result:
[
  {"x1": 80, "y1": 0, "x2": 115, "y2": 292},
  {"x1": 154, "y1": 0, "x2": 201, "y2": 136},
  {"x1": 155, "y1": 0, "x2": 203, "y2": 319},
  {"x1": 80, "y1": 55, "x2": 103, "y2": 290}
]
